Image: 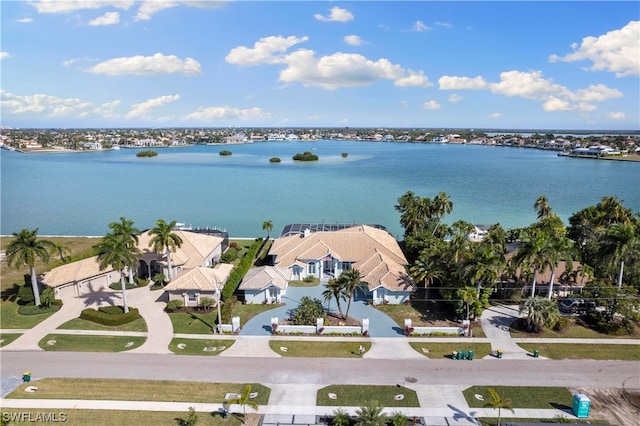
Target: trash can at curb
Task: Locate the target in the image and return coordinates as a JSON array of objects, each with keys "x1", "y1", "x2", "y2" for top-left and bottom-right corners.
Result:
[
  {"x1": 533, "y1": 349, "x2": 540, "y2": 358},
  {"x1": 468, "y1": 350, "x2": 474, "y2": 360},
  {"x1": 451, "y1": 351, "x2": 458, "y2": 360},
  {"x1": 497, "y1": 349, "x2": 503, "y2": 359},
  {"x1": 23, "y1": 371, "x2": 31, "y2": 382}
]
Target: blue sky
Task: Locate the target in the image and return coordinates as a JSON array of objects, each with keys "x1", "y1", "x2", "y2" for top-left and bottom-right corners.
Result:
[{"x1": 1, "y1": 1, "x2": 638, "y2": 130}]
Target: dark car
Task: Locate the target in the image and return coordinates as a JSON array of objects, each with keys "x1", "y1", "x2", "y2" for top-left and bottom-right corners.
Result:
[{"x1": 559, "y1": 298, "x2": 596, "y2": 314}]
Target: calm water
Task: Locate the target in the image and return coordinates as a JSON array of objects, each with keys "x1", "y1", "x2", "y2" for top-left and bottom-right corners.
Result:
[{"x1": 1, "y1": 141, "x2": 638, "y2": 238}]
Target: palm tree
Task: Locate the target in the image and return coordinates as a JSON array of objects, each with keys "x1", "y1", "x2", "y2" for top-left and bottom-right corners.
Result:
[
  {"x1": 6, "y1": 228, "x2": 67, "y2": 307},
  {"x1": 332, "y1": 408, "x2": 351, "y2": 426},
  {"x1": 355, "y1": 401, "x2": 387, "y2": 426},
  {"x1": 519, "y1": 297, "x2": 560, "y2": 333},
  {"x1": 336, "y1": 268, "x2": 366, "y2": 320},
  {"x1": 600, "y1": 222, "x2": 638, "y2": 288},
  {"x1": 262, "y1": 220, "x2": 274, "y2": 239},
  {"x1": 108, "y1": 216, "x2": 141, "y2": 284},
  {"x1": 534, "y1": 195, "x2": 552, "y2": 220},
  {"x1": 465, "y1": 245, "x2": 505, "y2": 297},
  {"x1": 458, "y1": 286, "x2": 477, "y2": 320},
  {"x1": 546, "y1": 236, "x2": 574, "y2": 299},
  {"x1": 483, "y1": 388, "x2": 514, "y2": 426},
  {"x1": 95, "y1": 232, "x2": 141, "y2": 314},
  {"x1": 322, "y1": 279, "x2": 346, "y2": 319},
  {"x1": 431, "y1": 191, "x2": 453, "y2": 236},
  {"x1": 148, "y1": 219, "x2": 183, "y2": 281},
  {"x1": 513, "y1": 228, "x2": 555, "y2": 297},
  {"x1": 225, "y1": 384, "x2": 258, "y2": 424},
  {"x1": 409, "y1": 254, "x2": 445, "y2": 300},
  {"x1": 598, "y1": 196, "x2": 633, "y2": 226}
]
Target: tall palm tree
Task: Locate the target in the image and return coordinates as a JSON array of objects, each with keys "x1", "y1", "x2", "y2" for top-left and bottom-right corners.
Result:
[
  {"x1": 409, "y1": 254, "x2": 445, "y2": 300},
  {"x1": 6, "y1": 228, "x2": 67, "y2": 307},
  {"x1": 600, "y1": 222, "x2": 638, "y2": 288},
  {"x1": 519, "y1": 297, "x2": 560, "y2": 333},
  {"x1": 322, "y1": 279, "x2": 346, "y2": 319},
  {"x1": 458, "y1": 286, "x2": 477, "y2": 320},
  {"x1": 336, "y1": 268, "x2": 366, "y2": 320},
  {"x1": 225, "y1": 384, "x2": 258, "y2": 424},
  {"x1": 148, "y1": 219, "x2": 183, "y2": 281},
  {"x1": 513, "y1": 228, "x2": 555, "y2": 297},
  {"x1": 534, "y1": 195, "x2": 552, "y2": 220},
  {"x1": 431, "y1": 191, "x2": 453, "y2": 235},
  {"x1": 95, "y1": 232, "x2": 141, "y2": 313},
  {"x1": 354, "y1": 401, "x2": 387, "y2": 426},
  {"x1": 465, "y1": 245, "x2": 505, "y2": 297},
  {"x1": 108, "y1": 216, "x2": 141, "y2": 283},
  {"x1": 545, "y1": 236, "x2": 574, "y2": 299},
  {"x1": 483, "y1": 388, "x2": 514, "y2": 426},
  {"x1": 262, "y1": 220, "x2": 274, "y2": 240},
  {"x1": 598, "y1": 196, "x2": 633, "y2": 227}
]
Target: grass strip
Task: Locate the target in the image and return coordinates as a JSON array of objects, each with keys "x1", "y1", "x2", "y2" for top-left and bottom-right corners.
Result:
[
  {"x1": 0, "y1": 301, "x2": 57, "y2": 329},
  {"x1": 518, "y1": 343, "x2": 640, "y2": 360},
  {"x1": 408, "y1": 342, "x2": 492, "y2": 359},
  {"x1": 231, "y1": 303, "x2": 280, "y2": 327},
  {"x1": 0, "y1": 333, "x2": 22, "y2": 347},
  {"x1": 57, "y1": 317, "x2": 148, "y2": 332},
  {"x1": 6, "y1": 379, "x2": 270, "y2": 405},
  {"x1": 477, "y1": 417, "x2": 608, "y2": 425},
  {"x1": 0, "y1": 408, "x2": 245, "y2": 425},
  {"x1": 269, "y1": 340, "x2": 370, "y2": 358},
  {"x1": 169, "y1": 338, "x2": 235, "y2": 355},
  {"x1": 317, "y1": 385, "x2": 419, "y2": 407},
  {"x1": 37, "y1": 334, "x2": 146, "y2": 352},
  {"x1": 169, "y1": 311, "x2": 218, "y2": 334},
  {"x1": 463, "y1": 386, "x2": 573, "y2": 409}
]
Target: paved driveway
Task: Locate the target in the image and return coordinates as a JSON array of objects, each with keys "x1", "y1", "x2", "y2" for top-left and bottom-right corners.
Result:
[{"x1": 240, "y1": 281, "x2": 404, "y2": 337}]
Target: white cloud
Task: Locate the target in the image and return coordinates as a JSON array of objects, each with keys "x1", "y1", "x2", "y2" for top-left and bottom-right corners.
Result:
[
  {"x1": 127, "y1": 94, "x2": 180, "y2": 119},
  {"x1": 489, "y1": 112, "x2": 502, "y2": 118},
  {"x1": 17, "y1": 18, "x2": 33, "y2": 23},
  {"x1": 344, "y1": 35, "x2": 363, "y2": 46},
  {"x1": 439, "y1": 75, "x2": 488, "y2": 90},
  {"x1": 183, "y1": 106, "x2": 271, "y2": 121},
  {"x1": 0, "y1": 52, "x2": 10, "y2": 60},
  {"x1": 31, "y1": 1, "x2": 134, "y2": 14},
  {"x1": 448, "y1": 93, "x2": 463, "y2": 103},
  {"x1": 89, "y1": 11, "x2": 120, "y2": 26},
  {"x1": 422, "y1": 100, "x2": 440, "y2": 110},
  {"x1": 436, "y1": 22, "x2": 452, "y2": 29},
  {"x1": 606, "y1": 112, "x2": 627, "y2": 120},
  {"x1": 134, "y1": 0, "x2": 179, "y2": 21},
  {"x1": 0, "y1": 89, "x2": 119, "y2": 118},
  {"x1": 394, "y1": 70, "x2": 432, "y2": 88},
  {"x1": 412, "y1": 20, "x2": 431, "y2": 32},
  {"x1": 226, "y1": 36, "x2": 308, "y2": 66},
  {"x1": 88, "y1": 53, "x2": 201, "y2": 75},
  {"x1": 314, "y1": 7, "x2": 354, "y2": 23},
  {"x1": 575, "y1": 84, "x2": 624, "y2": 102},
  {"x1": 549, "y1": 20, "x2": 640, "y2": 77},
  {"x1": 490, "y1": 70, "x2": 568, "y2": 100}
]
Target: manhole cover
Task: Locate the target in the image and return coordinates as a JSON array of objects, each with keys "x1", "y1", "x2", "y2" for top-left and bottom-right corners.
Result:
[{"x1": 404, "y1": 377, "x2": 417, "y2": 383}]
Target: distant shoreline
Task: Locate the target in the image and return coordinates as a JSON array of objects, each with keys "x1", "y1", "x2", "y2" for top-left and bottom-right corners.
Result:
[{"x1": 559, "y1": 153, "x2": 640, "y2": 162}]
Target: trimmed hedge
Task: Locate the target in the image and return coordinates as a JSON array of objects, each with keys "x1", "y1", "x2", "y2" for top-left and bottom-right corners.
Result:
[
  {"x1": 18, "y1": 285, "x2": 34, "y2": 305},
  {"x1": 80, "y1": 307, "x2": 141, "y2": 326},
  {"x1": 109, "y1": 281, "x2": 139, "y2": 290},
  {"x1": 222, "y1": 238, "x2": 263, "y2": 300}
]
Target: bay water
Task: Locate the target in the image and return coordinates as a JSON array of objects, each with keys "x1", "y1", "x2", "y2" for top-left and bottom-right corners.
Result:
[{"x1": 1, "y1": 141, "x2": 638, "y2": 238}]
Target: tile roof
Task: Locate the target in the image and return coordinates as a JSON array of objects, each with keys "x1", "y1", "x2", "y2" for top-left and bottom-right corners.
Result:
[
  {"x1": 164, "y1": 264, "x2": 234, "y2": 292},
  {"x1": 42, "y1": 256, "x2": 112, "y2": 288},
  {"x1": 137, "y1": 230, "x2": 224, "y2": 269},
  {"x1": 239, "y1": 266, "x2": 292, "y2": 290}
]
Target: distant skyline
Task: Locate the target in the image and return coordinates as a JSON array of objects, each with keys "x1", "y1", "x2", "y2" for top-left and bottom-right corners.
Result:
[{"x1": 1, "y1": 1, "x2": 638, "y2": 130}]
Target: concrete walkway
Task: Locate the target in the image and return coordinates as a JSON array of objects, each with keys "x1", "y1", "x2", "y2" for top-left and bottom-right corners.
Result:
[{"x1": 479, "y1": 304, "x2": 534, "y2": 359}]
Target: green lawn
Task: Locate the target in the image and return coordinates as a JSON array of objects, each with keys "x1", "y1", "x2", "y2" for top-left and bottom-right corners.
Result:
[
  {"x1": 37, "y1": 334, "x2": 146, "y2": 352},
  {"x1": 317, "y1": 385, "x2": 419, "y2": 407},
  {"x1": 408, "y1": 342, "x2": 492, "y2": 359},
  {"x1": 288, "y1": 278, "x2": 320, "y2": 287},
  {"x1": 57, "y1": 316, "x2": 148, "y2": 332},
  {"x1": 231, "y1": 303, "x2": 280, "y2": 327},
  {"x1": 518, "y1": 343, "x2": 640, "y2": 360},
  {"x1": 463, "y1": 386, "x2": 573, "y2": 409},
  {"x1": 169, "y1": 311, "x2": 218, "y2": 334},
  {"x1": 476, "y1": 417, "x2": 608, "y2": 425},
  {"x1": 0, "y1": 301, "x2": 58, "y2": 329},
  {"x1": 169, "y1": 338, "x2": 235, "y2": 355},
  {"x1": 0, "y1": 409, "x2": 244, "y2": 426},
  {"x1": 0, "y1": 333, "x2": 22, "y2": 347},
  {"x1": 269, "y1": 340, "x2": 370, "y2": 358},
  {"x1": 510, "y1": 317, "x2": 640, "y2": 339},
  {"x1": 6, "y1": 378, "x2": 270, "y2": 405}
]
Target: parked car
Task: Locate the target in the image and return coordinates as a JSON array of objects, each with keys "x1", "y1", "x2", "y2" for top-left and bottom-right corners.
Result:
[{"x1": 559, "y1": 298, "x2": 596, "y2": 314}]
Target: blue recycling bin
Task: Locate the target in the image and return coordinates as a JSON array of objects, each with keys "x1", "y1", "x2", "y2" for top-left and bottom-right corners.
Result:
[{"x1": 572, "y1": 394, "x2": 590, "y2": 418}]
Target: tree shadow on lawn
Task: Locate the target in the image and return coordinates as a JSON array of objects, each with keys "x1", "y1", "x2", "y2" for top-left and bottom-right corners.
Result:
[
  {"x1": 189, "y1": 312, "x2": 215, "y2": 329},
  {"x1": 1, "y1": 283, "x2": 21, "y2": 302}
]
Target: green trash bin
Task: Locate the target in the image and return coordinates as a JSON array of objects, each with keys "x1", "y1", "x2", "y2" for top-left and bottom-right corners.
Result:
[
  {"x1": 497, "y1": 349, "x2": 503, "y2": 359},
  {"x1": 533, "y1": 349, "x2": 540, "y2": 358},
  {"x1": 23, "y1": 371, "x2": 31, "y2": 383},
  {"x1": 468, "y1": 350, "x2": 474, "y2": 360},
  {"x1": 451, "y1": 351, "x2": 458, "y2": 360},
  {"x1": 460, "y1": 350, "x2": 467, "y2": 360}
]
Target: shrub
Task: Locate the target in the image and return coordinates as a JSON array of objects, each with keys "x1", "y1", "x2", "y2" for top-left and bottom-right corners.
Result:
[
  {"x1": 18, "y1": 304, "x2": 61, "y2": 315},
  {"x1": 553, "y1": 316, "x2": 570, "y2": 331},
  {"x1": 135, "y1": 277, "x2": 149, "y2": 287},
  {"x1": 99, "y1": 305, "x2": 125, "y2": 315},
  {"x1": 219, "y1": 150, "x2": 232, "y2": 156},
  {"x1": 220, "y1": 247, "x2": 239, "y2": 263},
  {"x1": 222, "y1": 238, "x2": 263, "y2": 300},
  {"x1": 109, "y1": 281, "x2": 138, "y2": 290},
  {"x1": 40, "y1": 287, "x2": 55, "y2": 307},
  {"x1": 332, "y1": 408, "x2": 350, "y2": 426},
  {"x1": 221, "y1": 296, "x2": 237, "y2": 323},
  {"x1": 18, "y1": 285, "x2": 34, "y2": 305},
  {"x1": 166, "y1": 299, "x2": 184, "y2": 312},
  {"x1": 80, "y1": 307, "x2": 140, "y2": 326},
  {"x1": 229, "y1": 242, "x2": 238, "y2": 249},
  {"x1": 269, "y1": 157, "x2": 281, "y2": 163},
  {"x1": 136, "y1": 150, "x2": 158, "y2": 157},
  {"x1": 303, "y1": 275, "x2": 316, "y2": 283},
  {"x1": 199, "y1": 297, "x2": 216, "y2": 311},
  {"x1": 291, "y1": 296, "x2": 325, "y2": 325},
  {"x1": 292, "y1": 151, "x2": 318, "y2": 161}
]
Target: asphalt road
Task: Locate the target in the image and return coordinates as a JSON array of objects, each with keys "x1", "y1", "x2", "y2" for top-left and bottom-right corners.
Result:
[{"x1": 2, "y1": 352, "x2": 639, "y2": 389}]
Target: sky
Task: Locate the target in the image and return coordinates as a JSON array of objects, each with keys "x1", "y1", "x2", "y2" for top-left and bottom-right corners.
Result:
[{"x1": 1, "y1": 1, "x2": 639, "y2": 130}]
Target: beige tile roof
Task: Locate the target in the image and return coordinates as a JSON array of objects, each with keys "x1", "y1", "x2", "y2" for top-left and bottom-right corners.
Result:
[
  {"x1": 42, "y1": 256, "x2": 113, "y2": 288},
  {"x1": 505, "y1": 251, "x2": 591, "y2": 286},
  {"x1": 164, "y1": 264, "x2": 234, "y2": 292},
  {"x1": 269, "y1": 225, "x2": 412, "y2": 292},
  {"x1": 137, "y1": 230, "x2": 224, "y2": 269},
  {"x1": 239, "y1": 266, "x2": 292, "y2": 291}
]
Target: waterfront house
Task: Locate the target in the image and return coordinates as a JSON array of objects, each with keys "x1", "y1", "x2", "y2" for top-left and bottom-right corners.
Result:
[
  {"x1": 239, "y1": 265, "x2": 292, "y2": 304},
  {"x1": 163, "y1": 264, "x2": 233, "y2": 307},
  {"x1": 263, "y1": 225, "x2": 414, "y2": 304}
]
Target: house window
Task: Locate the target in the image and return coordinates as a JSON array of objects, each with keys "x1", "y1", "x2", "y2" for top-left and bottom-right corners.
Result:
[
  {"x1": 341, "y1": 262, "x2": 351, "y2": 270},
  {"x1": 188, "y1": 292, "x2": 198, "y2": 303},
  {"x1": 308, "y1": 262, "x2": 316, "y2": 274}
]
